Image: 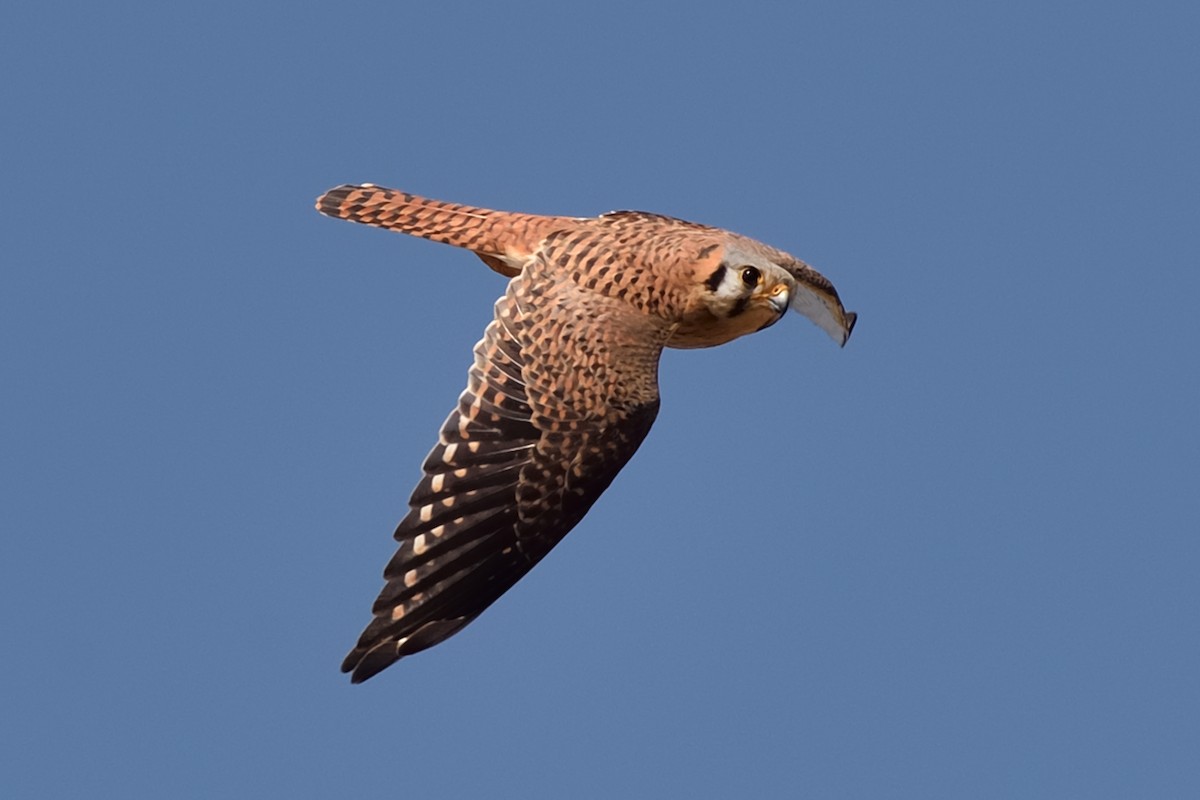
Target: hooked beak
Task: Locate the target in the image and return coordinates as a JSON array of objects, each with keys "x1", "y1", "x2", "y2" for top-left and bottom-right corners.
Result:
[
  {"x1": 755, "y1": 286, "x2": 791, "y2": 332},
  {"x1": 768, "y1": 286, "x2": 790, "y2": 316}
]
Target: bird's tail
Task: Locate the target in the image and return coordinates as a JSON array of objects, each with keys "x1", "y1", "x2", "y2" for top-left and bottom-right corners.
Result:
[{"x1": 316, "y1": 184, "x2": 572, "y2": 276}]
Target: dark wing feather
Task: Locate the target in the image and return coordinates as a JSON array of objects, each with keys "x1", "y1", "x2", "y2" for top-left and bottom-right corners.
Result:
[{"x1": 343, "y1": 273, "x2": 666, "y2": 682}]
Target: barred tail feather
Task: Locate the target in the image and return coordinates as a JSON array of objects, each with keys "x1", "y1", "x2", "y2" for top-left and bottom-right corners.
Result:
[{"x1": 315, "y1": 183, "x2": 571, "y2": 276}]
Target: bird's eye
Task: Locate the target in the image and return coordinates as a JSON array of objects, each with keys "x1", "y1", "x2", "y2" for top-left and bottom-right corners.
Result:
[{"x1": 741, "y1": 266, "x2": 761, "y2": 288}]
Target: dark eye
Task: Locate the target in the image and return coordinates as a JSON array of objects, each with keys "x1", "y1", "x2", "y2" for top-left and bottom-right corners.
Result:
[{"x1": 740, "y1": 266, "x2": 761, "y2": 288}]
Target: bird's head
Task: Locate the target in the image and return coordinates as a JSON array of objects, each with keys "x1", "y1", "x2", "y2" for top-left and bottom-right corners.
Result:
[{"x1": 671, "y1": 239, "x2": 856, "y2": 349}]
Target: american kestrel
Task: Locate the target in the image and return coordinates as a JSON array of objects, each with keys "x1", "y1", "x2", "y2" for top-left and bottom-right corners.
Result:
[{"x1": 317, "y1": 183, "x2": 856, "y2": 682}]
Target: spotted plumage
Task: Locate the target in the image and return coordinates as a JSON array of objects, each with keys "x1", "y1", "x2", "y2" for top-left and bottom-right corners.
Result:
[{"x1": 316, "y1": 183, "x2": 856, "y2": 682}]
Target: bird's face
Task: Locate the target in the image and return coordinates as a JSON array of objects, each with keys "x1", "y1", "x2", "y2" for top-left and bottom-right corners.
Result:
[{"x1": 668, "y1": 244, "x2": 795, "y2": 348}]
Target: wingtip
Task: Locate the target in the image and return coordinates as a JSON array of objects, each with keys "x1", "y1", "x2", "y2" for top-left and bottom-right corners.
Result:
[
  {"x1": 342, "y1": 644, "x2": 398, "y2": 684},
  {"x1": 841, "y1": 311, "x2": 858, "y2": 347}
]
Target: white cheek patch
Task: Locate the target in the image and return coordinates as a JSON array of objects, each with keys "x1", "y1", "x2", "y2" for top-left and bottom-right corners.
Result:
[
  {"x1": 713, "y1": 271, "x2": 744, "y2": 301},
  {"x1": 707, "y1": 266, "x2": 753, "y2": 317}
]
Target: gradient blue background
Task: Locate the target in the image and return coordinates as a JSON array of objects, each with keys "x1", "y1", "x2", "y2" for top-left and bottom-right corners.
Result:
[{"x1": 4, "y1": 3, "x2": 1198, "y2": 797}]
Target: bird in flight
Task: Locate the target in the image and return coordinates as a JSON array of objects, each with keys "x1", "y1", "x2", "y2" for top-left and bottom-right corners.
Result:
[{"x1": 316, "y1": 183, "x2": 856, "y2": 682}]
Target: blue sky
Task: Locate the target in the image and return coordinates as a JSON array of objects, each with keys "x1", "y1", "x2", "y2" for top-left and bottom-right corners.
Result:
[{"x1": 3, "y1": 2, "x2": 1198, "y2": 797}]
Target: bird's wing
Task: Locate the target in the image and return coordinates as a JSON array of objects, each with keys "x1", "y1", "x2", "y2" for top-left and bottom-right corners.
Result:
[
  {"x1": 779, "y1": 258, "x2": 858, "y2": 346},
  {"x1": 343, "y1": 266, "x2": 670, "y2": 682}
]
